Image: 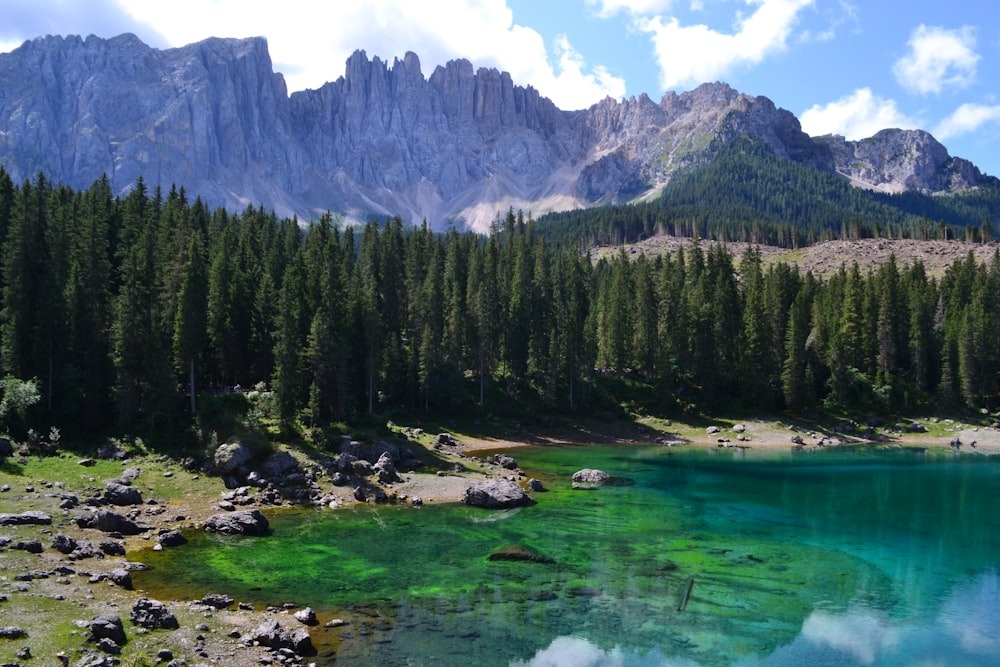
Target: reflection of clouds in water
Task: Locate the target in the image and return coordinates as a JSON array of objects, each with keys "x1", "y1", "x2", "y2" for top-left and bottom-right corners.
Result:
[
  {"x1": 801, "y1": 608, "x2": 900, "y2": 665},
  {"x1": 939, "y1": 570, "x2": 1000, "y2": 654},
  {"x1": 509, "y1": 636, "x2": 698, "y2": 667}
]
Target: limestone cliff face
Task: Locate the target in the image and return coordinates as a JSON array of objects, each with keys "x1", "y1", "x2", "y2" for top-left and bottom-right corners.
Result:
[{"x1": 0, "y1": 34, "x2": 990, "y2": 231}]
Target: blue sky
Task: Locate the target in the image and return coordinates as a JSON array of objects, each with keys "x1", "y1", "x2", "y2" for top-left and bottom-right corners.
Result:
[{"x1": 2, "y1": 0, "x2": 999, "y2": 176}]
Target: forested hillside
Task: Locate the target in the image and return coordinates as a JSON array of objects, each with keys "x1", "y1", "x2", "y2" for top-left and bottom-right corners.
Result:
[
  {"x1": 2, "y1": 167, "x2": 1000, "y2": 442},
  {"x1": 536, "y1": 137, "x2": 1000, "y2": 249}
]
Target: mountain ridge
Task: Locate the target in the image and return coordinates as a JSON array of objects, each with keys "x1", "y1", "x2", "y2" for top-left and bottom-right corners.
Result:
[{"x1": 0, "y1": 33, "x2": 992, "y2": 231}]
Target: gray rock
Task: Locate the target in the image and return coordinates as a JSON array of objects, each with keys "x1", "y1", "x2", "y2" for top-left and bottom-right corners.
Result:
[
  {"x1": 0, "y1": 626, "x2": 27, "y2": 639},
  {"x1": 463, "y1": 479, "x2": 532, "y2": 509},
  {"x1": 496, "y1": 454, "x2": 518, "y2": 470},
  {"x1": 107, "y1": 568, "x2": 133, "y2": 590},
  {"x1": 0, "y1": 511, "x2": 52, "y2": 526},
  {"x1": 203, "y1": 509, "x2": 269, "y2": 536},
  {"x1": 89, "y1": 614, "x2": 126, "y2": 645},
  {"x1": 351, "y1": 459, "x2": 374, "y2": 477},
  {"x1": 214, "y1": 440, "x2": 255, "y2": 474},
  {"x1": 76, "y1": 509, "x2": 150, "y2": 535},
  {"x1": 130, "y1": 598, "x2": 179, "y2": 630},
  {"x1": 294, "y1": 607, "x2": 318, "y2": 625},
  {"x1": 96, "y1": 637, "x2": 121, "y2": 654},
  {"x1": 571, "y1": 469, "x2": 610, "y2": 485},
  {"x1": 200, "y1": 593, "x2": 234, "y2": 609},
  {"x1": 52, "y1": 533, "x2": 77, "y2": 554},
  {"x1": 258, "y1": 450, "x2": 301, "y2": 480},
  {"x1": 526, "y1": 478, "x2": 545, "y2": 492},
  {"x1": 103, "y1": 481, "x2": 142, "y2": 506},
  {"x1": 157, "y1": 530, "x2": 187, "y2": 548},
  {"x1": 12, "y1": 538, "x2": 43, "y2": 553},
  {"x1": 0, "y1": 438, "x2": 12, "y2": 458},
  {"x1": 373, "y1": 452, "x2": 400, "y2": 484},
  {"x1": 99, "y1": 541, "x2": 126, "y2": 556}
]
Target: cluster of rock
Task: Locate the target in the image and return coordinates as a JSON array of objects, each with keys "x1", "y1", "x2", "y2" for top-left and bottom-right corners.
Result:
[{"x1": 212, "y1": 435, "x2": 425, "y2": 509}]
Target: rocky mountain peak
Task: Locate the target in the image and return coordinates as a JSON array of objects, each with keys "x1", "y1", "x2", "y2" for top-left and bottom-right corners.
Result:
[{"x1": 0, "y1": 34, "x2": 991, "y2": 231}]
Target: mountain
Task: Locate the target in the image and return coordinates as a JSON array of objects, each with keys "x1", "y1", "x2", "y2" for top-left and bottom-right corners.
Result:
[{"x1": 0, "y1": 33, "x2": 993, "y2": 232}]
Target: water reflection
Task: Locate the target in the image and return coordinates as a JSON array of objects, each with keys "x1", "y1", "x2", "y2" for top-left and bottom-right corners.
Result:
[
  {"x1": 510, "y1": 635, "x2": 706, "y2": 667},
  {"x1": 133, "y1": 448, "x2": 1000, "y2": 666},
  {"x1": 800, "y1": 607, "x2": 900, "y2": 664}
]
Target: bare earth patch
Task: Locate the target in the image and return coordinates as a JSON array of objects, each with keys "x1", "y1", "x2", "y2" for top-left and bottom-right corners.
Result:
[{"x1": 596, "y1": 237, "x2": 999, "y2": 277}]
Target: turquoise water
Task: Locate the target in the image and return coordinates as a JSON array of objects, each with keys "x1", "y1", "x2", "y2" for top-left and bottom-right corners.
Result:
[{"x1": 134, "y1": 445, "x2": 1000, "y2": 666}]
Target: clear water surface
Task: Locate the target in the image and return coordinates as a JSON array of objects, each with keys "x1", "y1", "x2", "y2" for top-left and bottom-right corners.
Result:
[{"x1": 134, "y1": 444, "x2": 1000, "y2": 666}]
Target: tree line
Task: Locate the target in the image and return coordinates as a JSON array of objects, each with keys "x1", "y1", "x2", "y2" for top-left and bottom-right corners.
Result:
[{"x1": 1, "y1": 169, "x2": 999, "y2": 441}]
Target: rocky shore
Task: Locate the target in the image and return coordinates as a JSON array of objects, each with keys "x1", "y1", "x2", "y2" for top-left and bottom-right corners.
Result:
[
  {"x1": 0, "y1": 429, "x2": 529, "y2": 666},
  {"x1": 0, "y1": 417, "x2": 995, "y2": 665}
]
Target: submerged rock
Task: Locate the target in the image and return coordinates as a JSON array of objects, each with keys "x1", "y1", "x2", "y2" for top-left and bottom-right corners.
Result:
[
  {"x1": 488, "y1": 544, "x2": 555, "y2": 564},
  {"x1": 463, "y1": 479, "x2": 532, "y2": 509},
  {"x1": 571, "y1": 469, "x2": 610, "y2": 489}
]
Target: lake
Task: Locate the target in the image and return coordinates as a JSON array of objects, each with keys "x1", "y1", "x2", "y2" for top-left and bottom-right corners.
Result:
[{"x1": 134, "y1": 444, "x2": 1000, "y2": 666}]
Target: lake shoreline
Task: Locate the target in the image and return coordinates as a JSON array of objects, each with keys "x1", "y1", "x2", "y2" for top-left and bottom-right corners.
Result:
[{"x1": 1, "y1": 413, "x2": 997, "y2": 665}]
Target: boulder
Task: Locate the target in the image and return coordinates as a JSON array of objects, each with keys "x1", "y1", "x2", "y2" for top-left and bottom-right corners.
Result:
[
  {"x1": 496, "y1": 454, "x2": 518, "y2": 470},
  {"x1": 252, "y1": 619, "x2": 297, "y2": 649},
  {"x1": 526, "y1": 478, "x2": 545, "y2": 492},
  {"x1": 52, "y1": 533, "x2": 78, "y2": 554},
  {"x1": 291, "y1": 627, "x2": 316, "y2": 655},
  {"x1": 76, "y1": 509, "x2": 150, "y2": 535},
  {"x1": 214, "y1": 440, "x2": 255, "y2": 475},
  {"x1": 130, "y1": 598, "x2": 179, "y2": 630},
  {"x1": 0, "y1": 511, "x2": 52, "y2": 526},
  {"x1": 203, "y1": 509, "x2": 269, "y2": 536},
  {"x1": 338, "y1": 439, "x2": 399, "y2": 464},
  {"x1": 157, "y1": 530, "x2": 187, "y2": 548},
  {"x1": 107, "y1": 569, "x2": 133, "y2": 590},
  {"x1": 351, "y1": 459, "x2": 374, "y2": 477},
  {"x1": 12, "y1": 538, "x2": 43, "y2": 553},
  {"x1": 89, "y1": 614, "x2": 126, "y2": 646},
  {"x1": 373, "y1": 452, "x2": 400, "y2": 484},
  {"x1": 96, "y1": 637, "x2": 122, "y2": 655},
  {"x1": 259, "y1": 450, "x2": 301, "y2": 480},
  {"x1": 0, "y1": 627, "x2": 27, "y2": 639},
  {"x1": 200, "y1": 593, "x2": 234, "y2": 609},
  {"x1": 294, "y1": 607, "x2": 318, "y2": 625},
  {"x1": 0, "y1": 438, "x2": 13, "y2": 458},
  {"x1": 463, "y1": 479, "x2": 532, "y2": 509},
  {"x1": 99, "y1": 541, "x2": 126, "y2": 556},
  {"x1": 103, "y1": 481, "x2": 142, "y2": 506}
]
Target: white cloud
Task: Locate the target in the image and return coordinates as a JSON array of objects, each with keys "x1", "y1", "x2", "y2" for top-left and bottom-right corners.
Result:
[
  {"x1": 113, "y1": 0, "x2": 623, "y2": 109},
  {"x1": 587, "y1": 0, "x2": 675, "y2": 18},
  {"x1": 934, "y1": 103, "x2": 1000, "y2": 140},
  {"x1": 800, "y1": 88, "x2": 921, "y2": 140},
  {"x1": 637, "y1": 0, "x2": 814, "y2": 90},
  {"x1": 893, "y1": 25, "x2": 979, "y2": 95}
]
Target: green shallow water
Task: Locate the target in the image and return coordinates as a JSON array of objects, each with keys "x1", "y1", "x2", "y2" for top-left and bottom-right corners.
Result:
[{"x1": 134, "y1": 445, "x2": 1000, "y2": 666}]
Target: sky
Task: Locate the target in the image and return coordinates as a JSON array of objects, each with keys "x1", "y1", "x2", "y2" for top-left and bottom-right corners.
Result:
[{"x1": 2, "y1": 0, "x2": 999, "y2": 177}]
